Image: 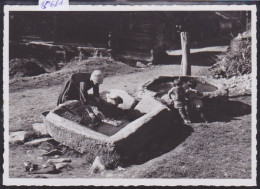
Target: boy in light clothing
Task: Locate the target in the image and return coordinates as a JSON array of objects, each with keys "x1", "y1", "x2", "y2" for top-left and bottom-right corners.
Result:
[{"x1": 168, "y1": 79, "x2": 191, "y2": 124}]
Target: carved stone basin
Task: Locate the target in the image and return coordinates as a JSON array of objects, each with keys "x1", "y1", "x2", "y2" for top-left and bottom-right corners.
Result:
[{"x1": 138, "y1": 76, "x2": 228, "y2": 101}]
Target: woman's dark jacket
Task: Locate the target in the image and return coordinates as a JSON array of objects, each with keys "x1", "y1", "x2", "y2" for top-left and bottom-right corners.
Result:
[{"x1": 57, "y1": 72, "x2": 99, "y2": 105}]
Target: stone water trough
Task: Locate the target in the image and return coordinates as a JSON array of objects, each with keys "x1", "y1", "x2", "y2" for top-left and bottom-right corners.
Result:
[
  {"x1": 138, "y1": 76, "x2": 228, "y2": 104},
  {"x1": 43, "y1": 89, "x2": 179, "y2": 168}
]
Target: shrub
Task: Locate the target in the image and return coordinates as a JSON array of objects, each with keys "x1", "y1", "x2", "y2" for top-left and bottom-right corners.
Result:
[
  {"x1": 210, "y1": 36, "x2": 251, "y2": 78},
  {"x1": 9, "y1": 58, "x2": 46, "y2": 78}
]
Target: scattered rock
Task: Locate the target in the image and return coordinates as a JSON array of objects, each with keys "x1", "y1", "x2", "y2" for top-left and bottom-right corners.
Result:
[
  {"x1": 24, "y1": 161, "x2": 38, "y2": 172},
  {"x1": 106, "y1": 89, "x2": 137, "y2": 110},
  {"x1": 24, "y1": 138, "x2": 54, "y2": 146},
  {"x1": 32, "y1": 122, "x2": 49, "y2": 136},
  {"x1": 47, "y1": 158, "x2": 72, "y2": 163},
  {"x1": 42, "y1": 163, "x2": 48, "y2": 168},
  {"x1": 218, "y1": 74, "x2": 251, "y2": 96},
  {"x1": 117, "y1": 166, "x2": 125, "y2": 171},
  {"x1": 55, "y1": 163, "x2": 69, "y2": 170},
  {"x1": 134, "y1": 96, "x2": 165, "y2": 114},
  {"x1": 31, "y1": 162, "x2": 57, "y2": 174},
  {"x1": 38, "y1": 149, "x2": 48, "y2": 154},
  {"x1": 42, "y1": 149, "x2": 62, "y2": 156},
  {"x1": 26, "y1": 150, "x2": 33, "y2": 154},
  {"x1": 9, "y1": 131, "x2": 32, "y2": 144},
  {"x1": 136, "y1": 61, "x2": 147, "y2": 68},
  {"x1": 54, "y1": 155, "x2": 60, "y2": 159},
  {"x1": 90, "y1": 156, "x2": 105, "y2": 174}
]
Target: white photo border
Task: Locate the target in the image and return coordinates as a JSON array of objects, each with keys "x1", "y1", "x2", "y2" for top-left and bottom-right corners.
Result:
[{"x1": 3, "y1": 4, "x2": 257, "y2": 186}]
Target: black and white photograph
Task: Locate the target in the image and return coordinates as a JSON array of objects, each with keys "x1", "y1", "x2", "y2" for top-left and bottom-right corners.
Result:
[{"x1": 3, "y1": 5, "x2": 257, "y2": 186}]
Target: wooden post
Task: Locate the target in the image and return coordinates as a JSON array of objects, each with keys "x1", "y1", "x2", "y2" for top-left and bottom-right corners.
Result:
[{"x1": 180, "y1": 32, "x2": 191, "y2": 76}]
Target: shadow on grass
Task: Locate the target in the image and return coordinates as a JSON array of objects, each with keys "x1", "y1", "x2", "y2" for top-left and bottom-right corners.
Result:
[
  {"x1": 202, "y1": 99, "x2": 251, "y2": 123},
  {"x1": 165, "y1": 96, "x2": 251, "y2": 124},
  {"x1": 123, "y1": 122, "x2": 194, "y2": 166}
]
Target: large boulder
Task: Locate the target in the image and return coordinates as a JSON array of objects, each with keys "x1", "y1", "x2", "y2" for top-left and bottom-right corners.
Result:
[
  {"x1": 134, "y1": 96, "x2": 166, "y2": 114},
  {"x1": 106, "y1": 89, "x2": 137, "y2": 110}
]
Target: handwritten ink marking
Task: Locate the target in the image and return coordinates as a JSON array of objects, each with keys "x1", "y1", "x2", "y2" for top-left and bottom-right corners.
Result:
[
  {"x1": 40, "y1": 0, "x2": 65, "y2": 9},
  {"x1": 58, "y1": 0, "x2": 64, "y2": 6},
  {"x1": 41, "y1": 1, "x2": 50, "y2": 9}
]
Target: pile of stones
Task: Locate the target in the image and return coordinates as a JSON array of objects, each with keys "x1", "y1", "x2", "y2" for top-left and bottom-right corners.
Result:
[{"x1": 218, "y1": 74, "x2": 251, "y2": 96}]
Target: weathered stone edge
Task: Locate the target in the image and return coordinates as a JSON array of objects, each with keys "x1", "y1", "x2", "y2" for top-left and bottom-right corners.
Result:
[
  {"x1": 45, "y1": 119, "x2": 113, "y2": 154},
  {"x1": 138, "y1": 75, "x2": 228, "y2": 100},
  {"x1": 46, "y1": 112, "x2": 111, "y2": 143},
  {"x1": 111, "y1": 106, "x2": 167, "y2": 142}
]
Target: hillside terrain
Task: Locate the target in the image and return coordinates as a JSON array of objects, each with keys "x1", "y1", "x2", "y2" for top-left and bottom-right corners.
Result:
[{"x1": 9, "y1": 56, "x2": 252, "y2": 179}]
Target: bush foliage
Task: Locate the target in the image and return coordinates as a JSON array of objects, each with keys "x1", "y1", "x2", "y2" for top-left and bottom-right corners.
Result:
[{"x1": 210, "y1": 37, "x2": 251, "y2": 78}]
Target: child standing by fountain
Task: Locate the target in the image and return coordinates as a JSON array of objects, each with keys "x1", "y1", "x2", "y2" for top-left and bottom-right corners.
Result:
[{"x1": 168, "y1": 79, "x2": 191, "y2": 124}]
